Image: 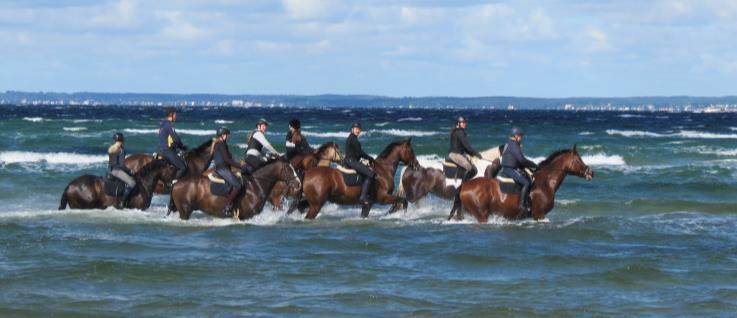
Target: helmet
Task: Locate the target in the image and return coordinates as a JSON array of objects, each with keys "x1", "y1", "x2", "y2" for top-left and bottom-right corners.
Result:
[
  {"x1": 510, "y1": 127, "x2": 525, "y2": 136},
  {"x1": 457, "y1": 116, "x2": 467, "y2": 123},
  {"x1": 113, "y1": 132, "x2": 124, "y2": 142},
  {"x1": 289, "y1": 118, "x2": 301, "y2": 130},
  {"x1": 351, "y1": 122, "x2": 362, "y2": 129},
  {"x1": 165, "y1": 107, "x2": 177, "y2": 117},
  {"x1": 257, "y1": 118, "x2": 269, "y2": 126},
  {"x1": 216, "y1": 127, "x2": 230, "y2": 137}
]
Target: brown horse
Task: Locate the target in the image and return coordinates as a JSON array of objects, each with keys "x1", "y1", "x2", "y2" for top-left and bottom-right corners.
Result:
[
  {"x1": 297, "y1": 138, "x2": 419, "y2": 219},
  {"x1": 448, "y1": 145, "x2": 594, "y2": 223},
  {"x1": 386, "y1": 166, "x2": 457, "y2": 214},
  {"x1": 269, "y1": 142, "x2": 343, "y2": 209},
  {"x1": 124, "y1": 139, "x2": 214, "y2": 193},
  {"x1": 59, "y1": 159, "x2": 175, "y2": 210},
  {"x1": 168, "y1": 159, "x2": 301, "y2": 220}
]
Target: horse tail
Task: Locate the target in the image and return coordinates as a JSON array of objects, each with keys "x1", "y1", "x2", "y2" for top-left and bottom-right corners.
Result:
[
  {"x1": 396, "y1": 166, "x2": 407, "y2": 198},
  {"x1": 58, "y1": 184, "x2": 70, "y2": 210}
]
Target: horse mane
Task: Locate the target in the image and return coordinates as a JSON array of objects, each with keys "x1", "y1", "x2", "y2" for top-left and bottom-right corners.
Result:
[
  {"x1": 537, "y1": 149, "x2": 572, "y2": 169},
  {"x1": 188, "y1": 139, "x2": 214, "y2": 157},
  {"x1": 134, "y1": 159, "x2": 166, "y2": 178},
  {"x1": 315, "y1": 142, "x2": 337, "y2": 156},
  {"x1": 378, "y1": 140, "x2": 406, "y2": 159}
]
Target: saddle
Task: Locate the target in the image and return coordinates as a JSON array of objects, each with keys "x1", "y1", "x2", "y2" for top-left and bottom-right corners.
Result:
[
  {"x1": 335, "y1": 164, "x2": 363, "y2": 186},
  {"x1": 496, "y1": 169, "x2": 534, "y2": 194},
  {"x1": 103, "y1": 174, "x2": 126, "y2": 197},
  {"x1": 207, "y1": 171, "x2": 243, "y2": 197},
  {"x1": 442, "y1": 159, "x2": 466, "y2": 179}
]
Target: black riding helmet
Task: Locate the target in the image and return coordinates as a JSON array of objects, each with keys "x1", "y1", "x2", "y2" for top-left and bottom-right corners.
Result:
[
  {"x1": 217, "y1": 127, "x2": 230, "y2": 137},
  {"x1": 113, "y1": 132, "x2": 124, "y2": 142},
  {"x1": 289, "y1": 118, "x2": 301, "y2": 130},
  {"x1": 351, "y1": 122, "x2": 362, "y2": 129}
]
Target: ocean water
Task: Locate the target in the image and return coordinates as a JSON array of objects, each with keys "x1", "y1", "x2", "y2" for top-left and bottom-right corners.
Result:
[{"x1": 1, "y1": 105, "x2": 736, "y2": 316}]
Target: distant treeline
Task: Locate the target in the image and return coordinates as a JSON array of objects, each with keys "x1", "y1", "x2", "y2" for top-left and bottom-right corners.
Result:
[{"x1": 3, "y1": 91, "x2": 737, "y2": 109}]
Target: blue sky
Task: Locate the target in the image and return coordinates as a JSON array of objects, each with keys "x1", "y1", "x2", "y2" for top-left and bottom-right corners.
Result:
[{"x1": 1, "y1": 0, "x2": 737, "y2": 97}]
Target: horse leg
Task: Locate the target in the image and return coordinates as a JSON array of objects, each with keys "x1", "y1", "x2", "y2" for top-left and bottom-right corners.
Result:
[
  {"x1": 361, "y1": 203, "x2": 372, "y2": 218},
  {"x1": 448, "y1": 190, "x2": 461, "y2": 220},
  {"x1": 305, "y1": 202, "x2": 323, "y2": 220},
  {"x1": 167, "y1": 195, "x2": 178, "y2": 216},
  {"x1": 286, "y1": 191, "x2": 302, "y2": 215}
]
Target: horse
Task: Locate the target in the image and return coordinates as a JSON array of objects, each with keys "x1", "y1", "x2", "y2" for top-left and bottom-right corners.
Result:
[
  {"x1": 168, "y1": 159, "x2": 301, "y2": 220},
  {"x1": 386, "y1": 145, "x2": 505, "y2": 214},
  {"x1": 269, "y1": 142, "x2": 343, "y2": 209},
  {"x1": 296, "y1": 138, "x2": 420, "y2": 219},
  {"x1": 448, "y1": 145, "x2": 594, "y2": 223},
  {"x1": 124, "y1": 139, "x2": 215, "y2": 194},
  {"x1": 59, "y1": 159, "x2": 175, "y2": 210}
]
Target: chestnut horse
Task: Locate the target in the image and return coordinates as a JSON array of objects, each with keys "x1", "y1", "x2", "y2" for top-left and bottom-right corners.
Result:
[
  {"x1": 124, "y1": 139, "x2": 214, "y2": 193},
  {"x1": 168, "y1": 159, "x2": 301, "y2": 220},
  {"x1": 448, "y1": 145, "x2": 594, "y2": 222},
  {"x1": 59, "y1": 159, "x2": 175, "y2": 210},
  {"x1": 297, "y1": 138, "x2": 420, "y2": 219},
  {"x1": 269, "y1": 142, "x2": 343, "y2": 209}
]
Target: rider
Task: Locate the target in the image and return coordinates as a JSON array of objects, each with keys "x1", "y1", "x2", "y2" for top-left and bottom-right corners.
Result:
[
  {"x1": 159, "y1": 107, "x2": 188, "y2": 180},
  {"x1": 108, "y1": 132, "x2": 136, "y2": 208},
  {"x1": 285, "y1": 118, "x2": 313, "y2": 159},
  {"x1": 344, "y1": 122, "x2": 375, "y2": 205},
  {"x1": 448, "y1": 116, "x2": 482, "y2": 181},
  {"x1": 500, "y1": 127, "x2": 538, "y2": 214},
  {"x1": 244, "y1": 118, "x2": 281, "y2": 173},
  {"x1": 212, "y1": 127, "x2": 244, "y2": 217}
]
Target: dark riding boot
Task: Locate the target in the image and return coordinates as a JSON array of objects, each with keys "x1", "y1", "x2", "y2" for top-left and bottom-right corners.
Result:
[
  {"x1": 118, "y1": 186, "x2": 132, "y2": 209},
  {"x1": 359, "y1": 177, "x2": 372, "y2": 205},
  {"x1": 463, "y1": 167, "x2": 477, "y2": 182},
  {"x1": 222, "y1": 187, "x2": 240, "y2": 217},
  {"x1": 519, "y1": 184, "x2": 531, "y2": 215}
]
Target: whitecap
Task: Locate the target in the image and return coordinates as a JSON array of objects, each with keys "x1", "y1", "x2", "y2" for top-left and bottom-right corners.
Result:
[
  {"x1": 375, "y1": 122, "x2": 389, "y2": 127},
  {"x1": 368, "y1": 129, "x2": 440, "y2": 137},
  {"x1": 682, "y1": 146, "x2": 737, "y2": 157},
  {"x1": 0, "y1": 151, "x2": 106, "y2": 165},
  {"x1": 607, "y1": 129, "x2": 737, "y2": 139},
  {"x1": 71, "y1": 119, "x2": 102, "y2": 123},
  {"x1": 579, "y1": 131, "x2": 594, "y2": 136},
  {"x1": 124, "y1": 128, "x2": 215, "y2": 136},
  {"x1": 605, "y1": 129, "x2": 665, "y2": 138},
  {"x1": 214, "y1": 119, "x2": 233, "y2": 124},
  {"x1": 63, "y1": 127, "x2": 87, "y2": 132},
  {"x1": 22, "y1": 117, "x2": 45, "y2": 122},
  {"x1": 302, "y1": 131, "x2": 350, "y2": 138},
  {"x1": 581, "y1": 153, "x2": 626, "y2": 166},
  {"x1": 617, "y1": 114, "x2": 645, "y2": 118},
  {"x1": 397, "y1": 117, "x2": 422, "y2": 122}
]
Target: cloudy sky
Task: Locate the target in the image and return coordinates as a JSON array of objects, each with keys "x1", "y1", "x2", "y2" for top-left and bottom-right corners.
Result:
[{"x1": 1, "y1": 0, "x2": 737, "y2": 97}]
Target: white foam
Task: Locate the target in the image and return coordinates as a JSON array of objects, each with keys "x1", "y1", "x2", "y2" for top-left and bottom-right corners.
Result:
[
  {"x1": 397, "y1": 117, "x2": 422, "y2": 122},
  {"x1": 617, "y1": 114, "x2": 645, "y2": 118},
  {"x1": 214, "y1": 119, "x2": 233, "y2": 124},
  {"x1": 0, "y1": 151, "x2": 106, "y2": 165},
  {"x1": 22, "y1": 117, "x2": 45, "y2": 122},
  {"x1": 375, "y1": 122, "x2": 389, "y2": 127},
  {"x1": 63, "y1": 127, "x2": 87, "y2": 132},
  {"x1": 369, "y1": 129, "x2": 440, "y2": 137},
  {"x1": 684, "y1": 146, "x2": 737, "y2": 157},
  {"x1": 581, "y1": 153, "x2": 626, "y2": 166},
  {"x1": 730, "y1": 127, "x2": 737, "y2": 131},
  {"x1": 302, "y1": 131, "x2": 349, "y2": 138},
  {"x1": 579, "y1": 131, "x2": 594, "y2": 136},
  {"x1": 71, "y1": 119, "x2": 102, "y2": 123},
  {"x1": 124, "y1": 128, "x2": 214, "y2": 136},
  {"x1": 607, "y1": 129, "x2": 737, "y2": 139}
]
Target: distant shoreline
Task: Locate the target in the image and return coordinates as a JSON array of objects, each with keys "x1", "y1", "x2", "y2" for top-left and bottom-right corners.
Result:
[{"x1": 2, "y1": 91, "x2": 737, "y2": 112}]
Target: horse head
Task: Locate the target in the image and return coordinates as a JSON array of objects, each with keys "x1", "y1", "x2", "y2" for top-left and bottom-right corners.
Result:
[
  {"x1": 318, "y1": 142, "x2": 343, "y2": 163},
  {"x1": 277, "y1": 159, "x2": 302, "y2": 194},
  {"x1": 379, "y1": 138, "x2": 419, "y2": 170},
  {"x1": 568, "y1": 145, "x2": 593, "y2": 181}
]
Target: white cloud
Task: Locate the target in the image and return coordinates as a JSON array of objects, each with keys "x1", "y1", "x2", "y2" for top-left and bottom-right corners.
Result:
[
  {"x1": 157, "y1": 10, "x2": 208, "y2": 41},
  {"x1": 583, "y1": 27, "x2": 610, "y2": 52},
  {"x1": 282, "y1": 0, "x2": 342, "y2": 20}
]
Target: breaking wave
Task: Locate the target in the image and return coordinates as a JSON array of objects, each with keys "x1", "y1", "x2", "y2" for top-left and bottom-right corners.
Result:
[
  {"x1": 123, "y1": 128, "x2": 215, "y2": 136},
  {"x1": 0, "y1": 151, "x2": 106, "y2": 165},
  {"x1": 606, "y1": 129, "x2": 737, "y2": 139},
  {"x1": 214, "y1": 119, "x2": 233, "y2": 124},
  {"x1": 63, "y1": 127, "x2": 87, "y2": 132},
  {"x1": 397, "y1": 117, "x2": 422, "y2": 122},
  {"x1": 22, "y1": 117, "x2": 45, "y2": 122}
]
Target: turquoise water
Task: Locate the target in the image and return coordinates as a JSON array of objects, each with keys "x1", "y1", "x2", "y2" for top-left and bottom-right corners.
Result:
[{"x1": 1, "y1": 105, "x2": 736, "y2": 316}]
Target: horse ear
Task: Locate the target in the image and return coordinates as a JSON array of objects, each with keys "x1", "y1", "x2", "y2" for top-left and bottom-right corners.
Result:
[
  {"x1": 572, "y1": 144, "x2": 578, "y2": 152},
  {"x1": 406, "y1": 137, "x2": 412, "y2": 145}
]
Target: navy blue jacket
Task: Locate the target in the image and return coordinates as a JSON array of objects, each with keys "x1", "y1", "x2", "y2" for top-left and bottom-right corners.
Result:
[
  {"x1": 501, "y1": 139, "x2": 537, "y2": 170},
  {"x1": 159, "y1": 120, "x2": 184, "y2": 152}
]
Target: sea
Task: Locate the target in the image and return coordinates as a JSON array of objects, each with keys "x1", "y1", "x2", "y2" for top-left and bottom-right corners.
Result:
[{"x1": 1, "y1": 105, "x2": 736, "y2": 317}]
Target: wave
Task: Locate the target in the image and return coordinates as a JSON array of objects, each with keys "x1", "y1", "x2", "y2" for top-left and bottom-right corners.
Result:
[
  {"x1": 22, "y1": 117, "x2": 45, "y2": 122},
  {"x1": 606, "y1": 129, "x2": 737, "y2": 139},
  {"x1": 302, "y1": 131, "x2": 349, "y2": 138},
  {"x1": 397, "y1": 117, "x2": 422, "y2": 122},
  {"x1": 369, "y1": 129, "x2": 440, "y2": 137},
  {"x1": 683, "y1": 146, "x2": 737, "y2": 157},
  {"x1": 579, "y1": 131, "x2": 594, "y2": 136},
  {"x1": 617, "y1": 114, "x2": 645, "y2": 118},
  {"x1": 123, "y1": 128, "x2": 215, "y2": 136},
  {"x1": 63, "y1": 127, "x2": 87, "y2": 132},
  {"x1": 730, "y1": 127, "x2": 737, "y2": 131},
  {"x1": 214, "y1": 119, "x2": 233, "y2": 124},
  {"x1": 375, "y1": 122, "x2": 389, "y2": 127},
  {"x1": 0, "y1": 151, "x2": 106, "y2": 165},
  {"x1": 70, "y1": 119, "x2": 102, "y2": 123},
  {"x1": 581, "y1": 153, "x2": 626, "y2": 166}
]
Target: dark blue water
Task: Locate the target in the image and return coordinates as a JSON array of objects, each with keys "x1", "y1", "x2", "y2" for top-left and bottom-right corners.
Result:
[{"x1": 1, "y1": 105, "x2": 736, "y2": 316}]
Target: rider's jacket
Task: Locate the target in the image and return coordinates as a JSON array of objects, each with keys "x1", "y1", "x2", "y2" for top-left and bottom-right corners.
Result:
[
  {"x1": 159, "y1": 119, "x2": 184, "y2": 152},
  {"x1": 108, "y1": 142, "x2": 130, "y2": 173},
  {"x1": 448, "y1": 127, "x2": 481, "y2": 157},
  {"x1": 213, "y1": 140, "x2": 240, "y2": 171},
  {"x1": 246, "y1": 130, "x2": 279, "y2": 158},
  {"x1": 501, "y1": 139, "x2": 538, "y2": 170},
  {"x1": 345, "y1": 133, "x2": 373, "y2": 162}
]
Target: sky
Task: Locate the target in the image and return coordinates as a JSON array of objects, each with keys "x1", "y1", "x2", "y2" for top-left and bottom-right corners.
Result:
[{"x1": 1, "y1": 0, "x2": 737, "y2": 97}]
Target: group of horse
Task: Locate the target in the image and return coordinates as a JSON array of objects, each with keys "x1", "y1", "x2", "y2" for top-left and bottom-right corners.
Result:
[{"x1": 58, "y1": 134, "x2": 594, "y2": 223}]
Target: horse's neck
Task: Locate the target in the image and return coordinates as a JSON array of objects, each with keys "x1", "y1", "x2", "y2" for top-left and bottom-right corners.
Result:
[
  {"x1": 534, "y1": 159, "x2": 568, "y2": 193},
  {"x1": 187, "y1": 153, "x2": 212, "y2": 174},
  {"x1": 250, "y1": 167, "x2": 280, "y2": 197},
  {"x1": 135, "y1": 169, "x2": 161, "y2": 204},
  {"x1": 375, "y1": 156, "x2": 400, "y2": 180}
]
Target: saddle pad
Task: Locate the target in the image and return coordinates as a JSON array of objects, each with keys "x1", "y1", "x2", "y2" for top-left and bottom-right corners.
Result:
[
  {"x1": 443, "y1": 165, "x2": 466, "y2": 179},
  {"x1": 103, "y1": 176, "x2": 126, "y2": 197},
  {"x1": 496, "y1": 175, "x2": 515, "y2": 184},
  {"x1": 208, "y1": 172, "x2": 243, "y2": 184},
  {"x1": 342, "y1": 172, "x2": 363, "y2": 186},
  {"x1": 209, "y1": 182, "x2": 231, "y2": 197},
  {"x1": 442, "y1": 160, "x2": 458, "y2": 168},
  {"x1": 336, "y1": 165, "x2": 357, "y2": 175}
]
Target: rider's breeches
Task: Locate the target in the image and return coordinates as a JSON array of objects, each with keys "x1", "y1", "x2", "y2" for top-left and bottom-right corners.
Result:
[
  {"x1": 345, "y1": 160, "x2": 375, "y2": 179},
  {"x1": 110, "y1": 168, "x2": 136, "y2": 188},
  {"x1": 161, "y1": 150, "x2": 186, "y2": 178},
  {"x1": 502, "y1": 167, "x2": 530, "y2": 189},
  {"x1": 448, "y1": 152, "x2": 473, "y2": 171},
  {"x1": 217, "y1": 168, "x2": 241, "y2": 192}
]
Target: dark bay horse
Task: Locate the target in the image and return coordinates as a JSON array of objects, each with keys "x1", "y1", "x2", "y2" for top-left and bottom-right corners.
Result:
[
  {"x1": 297, "y1": 138, "x2": 419, "y2": 219},
  {"x1": 169, "y1": 159, "x2": 301, "y2": 220},
  {"x1": 269, "y1": 142, "x2": 343, "y2": 209},
  {"x1": 124, "y1": 139, "x2": 214, "y2": 193},
  {"x1": 59, "y1": 159, "x2": 175, "y2": 210},
  {"x1": 448, "y1": 145, "x2": 594, "y2": 223}
]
